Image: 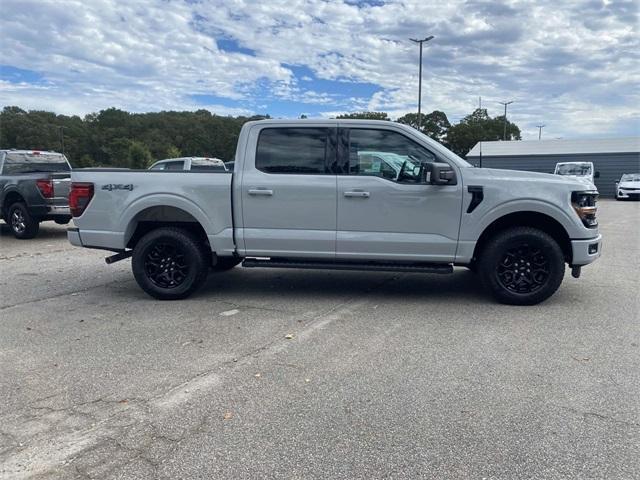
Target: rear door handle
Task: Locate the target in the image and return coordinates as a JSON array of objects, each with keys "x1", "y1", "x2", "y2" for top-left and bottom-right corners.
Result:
[
  {"x1": 344, "y1": 191, "x2": 370, "y2": 198},
  {"x1": 248, "y1": 188, "x2": 273, "y2": 196}
]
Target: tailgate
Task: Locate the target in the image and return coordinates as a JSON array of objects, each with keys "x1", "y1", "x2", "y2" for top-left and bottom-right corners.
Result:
[{"x1": 51, "y1": 172, "x2": 71, "y2": 206}]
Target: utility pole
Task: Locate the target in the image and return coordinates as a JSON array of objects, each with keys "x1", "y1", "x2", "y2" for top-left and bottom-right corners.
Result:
[
  {"x1": 498, "y1": 100, "x2": 514, "y2": 140},
  {"x1": 58, "y1": 126, "x2": 65, "y2": 155},
  {"x1": 478, "y1": 96, "x2": 482, "y2": 110},
  {"x1": 410, "y1": 35, "x2": 434, "y2": 131},
  {"x1": 536, "y1": 124, "x2": 545, "y2": 140}
]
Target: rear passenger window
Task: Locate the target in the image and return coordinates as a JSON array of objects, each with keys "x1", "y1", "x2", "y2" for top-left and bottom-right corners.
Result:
[
  {"x1": 164, "y1": 161, "x2": 185, "y2": 171},
  {"x1": 256, "y1": 128, "x2": 331, "y2": 174}
]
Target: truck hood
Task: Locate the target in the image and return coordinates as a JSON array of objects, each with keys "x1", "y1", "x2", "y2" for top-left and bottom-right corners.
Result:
[{"x1": 471, "y1": 167, "x2": 598, "y2": 192}]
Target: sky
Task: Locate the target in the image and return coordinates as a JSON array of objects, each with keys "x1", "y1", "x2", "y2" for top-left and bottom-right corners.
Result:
[{"x1": 0, "y1": 0, "x2": 638, "y2": 140}]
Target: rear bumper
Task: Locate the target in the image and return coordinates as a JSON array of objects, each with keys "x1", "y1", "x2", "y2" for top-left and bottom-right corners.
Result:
[
  {"x1": 67, "y1": 227, "x2": 83, "y2": 247},
  {"x1": 571, "y1": 234, "x2": 602, "y2": 266},
  {"x1": 48, "y1": 204, "x2": 71, "y2": 215}
]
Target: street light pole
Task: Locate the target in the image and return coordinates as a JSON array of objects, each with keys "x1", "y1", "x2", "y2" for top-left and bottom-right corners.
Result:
[
  {"x1": 58, "y1": 126, "x2": 65, "y2": 155},
  {"x1": 498, "y1": 100, "x2": 513, "y2": 140},
  {"x1": 410, "y1": 35, "x2": 434, "y2": 131},
  {"x1": 536, "y1": 124, "x2": 545, "y2": 140}
]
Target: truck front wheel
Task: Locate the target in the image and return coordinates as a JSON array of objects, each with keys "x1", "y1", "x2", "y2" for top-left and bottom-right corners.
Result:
[
  {"x1": 132, "y1": 227, "x2": 210, "y2": 300},
  {"x1": 478, "y1": 227, "x2": 565, "y2": 305}
]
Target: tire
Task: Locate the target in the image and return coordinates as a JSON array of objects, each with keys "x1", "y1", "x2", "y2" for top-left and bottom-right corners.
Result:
[
  {"x1": 54, "y1": 216, "x2": 72, "y2": 225},
  {"x1": 478, "y1": 227, "x2": 565, "y2": 305},
  {"x1": 7, "y1": 202, "x2": 40, "y2": 239},
  {"x1": 131, "y1": 227, "x2": 210, "y2": 300},
  {"x1": 211, "y1": 256, "x2": 241, "y2": 272}
]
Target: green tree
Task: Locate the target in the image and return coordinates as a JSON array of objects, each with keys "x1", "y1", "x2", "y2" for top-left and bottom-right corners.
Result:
[
  {"x1": 128, "y1": 141, "x2": 153, "y2": 169},
  {"x1": 74, "y1": 154, "x2": 96, "y2": 168},
  {"x1": 165, "y1": 145, "x2": 181, "y2": 159},
  {"x1": 396, "y1": 110, "x2": 451, "y2": 144},
  {"x1": 445, "y1": 108, "x2": 521, "y2": 157},
  {"x1": 336, "y1": 111, "x2": 390, "y2": 121}
]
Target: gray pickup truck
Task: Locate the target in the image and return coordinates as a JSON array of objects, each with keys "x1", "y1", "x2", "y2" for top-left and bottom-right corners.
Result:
[
  {"x1": 68, "y1": 120, "x2": 602, "y2": 305},
  {"x1": 1, "y1": 150, "x2": 72, "y2": 239}
]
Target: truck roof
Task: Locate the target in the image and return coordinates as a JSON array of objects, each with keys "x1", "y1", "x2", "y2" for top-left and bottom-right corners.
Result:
[
  {"x1": 246, "y1": 119, "x2": 396, "y2": 126},
  {"x1": 0, "y1": 149, "x2": 63, "y2": 155}
]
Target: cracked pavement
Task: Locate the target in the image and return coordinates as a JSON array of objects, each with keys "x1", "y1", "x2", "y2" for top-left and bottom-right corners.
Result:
[{"x1": 0, "y1": 200, "x2": 638, "y2": 479}]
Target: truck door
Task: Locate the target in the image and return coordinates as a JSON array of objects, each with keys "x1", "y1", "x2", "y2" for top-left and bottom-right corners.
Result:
[
  {"x1": 336, "y1": 126, "x2": 463, "y2": 263},
  {"x1": 240, "y1": 126, "x2": 338, "y2": 258}
]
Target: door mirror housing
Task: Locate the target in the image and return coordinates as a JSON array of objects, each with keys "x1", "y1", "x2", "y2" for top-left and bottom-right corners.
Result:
[
  {"x1": 425, "y1": 162, "x2": 456, "y2": 185},
  {"x1": 594, "y1": 171, "x2": 600, "y2": 179}
]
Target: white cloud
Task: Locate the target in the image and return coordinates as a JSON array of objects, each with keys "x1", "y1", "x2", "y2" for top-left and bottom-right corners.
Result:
[{"x1": 1, "y1": 0, "x2": 638, "y2": 138}]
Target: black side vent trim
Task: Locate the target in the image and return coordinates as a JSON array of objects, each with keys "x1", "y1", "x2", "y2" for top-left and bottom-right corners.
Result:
[{"x1": 467, "y1": 186, "x2": 484, "y2": 213}]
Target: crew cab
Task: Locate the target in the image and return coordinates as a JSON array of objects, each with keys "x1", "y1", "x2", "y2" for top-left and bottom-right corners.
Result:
[
  {"x1": 67, "y1": 120, "x2": 602, "y2": 305},
  {"x1": 0, "y1": 150, "x2": 72, "y2": 239}
]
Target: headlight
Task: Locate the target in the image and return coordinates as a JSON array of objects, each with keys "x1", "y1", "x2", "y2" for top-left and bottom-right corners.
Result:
[{"x1": 572, "y1": 191, "x2": 598, "y2": 228}]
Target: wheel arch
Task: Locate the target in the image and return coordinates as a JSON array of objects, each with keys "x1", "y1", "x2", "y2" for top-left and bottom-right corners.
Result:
[
  {"x1": 124, "y1": 205, "x2": 209, "y2": 250},
  {"x1": 2, "y1": 189, "x2": 26, "y2": 215},
  {"x1": 472, "y1": 211, "x2": 572, "y2": 264}
]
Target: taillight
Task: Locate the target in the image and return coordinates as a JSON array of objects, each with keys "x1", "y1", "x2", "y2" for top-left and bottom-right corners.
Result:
[
  {"x1": 69, "y1": 182, "x2": 94, "y2": 217},
  {"x1": 36, "y1": 179, "x2": 54, "y2": 198}
]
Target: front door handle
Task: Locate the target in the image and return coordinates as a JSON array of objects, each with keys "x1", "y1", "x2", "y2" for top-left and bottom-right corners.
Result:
[
  {"x1": 248, "y1": 188, "x2": 274, "y2": 196},
  {"x1": 344, "y1": 191, "x2": 370, "y2": 198}
]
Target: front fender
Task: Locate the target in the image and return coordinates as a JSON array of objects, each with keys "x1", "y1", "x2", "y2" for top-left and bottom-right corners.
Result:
[{"x1": 462, "y1": 197, "x2": 581, "y2": 242}]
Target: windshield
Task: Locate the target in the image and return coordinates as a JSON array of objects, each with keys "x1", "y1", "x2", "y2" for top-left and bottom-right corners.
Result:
[
  {"x1": 621, "y1": 174, "x2": 640, "y2": 182},
  {"x1": 555, "y1": 164, "x2": 592, "y2": 176},
  {"x1": 2, "y1": 152, "x2": 70, "y2": 174}
]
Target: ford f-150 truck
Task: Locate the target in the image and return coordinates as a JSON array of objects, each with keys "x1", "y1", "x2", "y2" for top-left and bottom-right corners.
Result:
[
  {"x1": 1, "y1": 150, "x2": 72, "y2": 239},
  {"x1": 67, "y1": 120, "x2": 602, "y2": 305}
]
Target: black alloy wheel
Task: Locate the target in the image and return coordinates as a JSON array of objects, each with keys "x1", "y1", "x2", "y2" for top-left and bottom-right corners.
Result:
[
  {"x1": 144, "y1": 242, "x2": 190, "y2": 289},
  {"x1": 132, "y1": 227, "x2": 210, "y2": 300},
  {"x1": 479, "y1": 226, "x2": 565, "y2": 305},
  {"x1": 496, "y1": 244, "x2": 550, "y2": 294}
]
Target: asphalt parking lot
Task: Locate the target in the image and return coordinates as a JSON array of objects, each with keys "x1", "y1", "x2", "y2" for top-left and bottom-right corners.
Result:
[{"x1": 1, "y1": 199, "x2": 638, "y2": 479}]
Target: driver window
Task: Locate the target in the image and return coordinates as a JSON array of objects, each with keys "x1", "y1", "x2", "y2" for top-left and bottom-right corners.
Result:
[{"x1": 346, "y1": 128, "x2": 436, "y2": 183}]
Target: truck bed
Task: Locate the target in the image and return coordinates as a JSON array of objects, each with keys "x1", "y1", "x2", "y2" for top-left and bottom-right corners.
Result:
[{"x1": 70, "y1": 169, "x2": 234, "y2": 253}]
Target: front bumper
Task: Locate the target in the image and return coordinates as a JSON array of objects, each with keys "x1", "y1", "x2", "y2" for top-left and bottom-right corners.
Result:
[
  {"x1": 571, "y1": 234, "x2": 602, "y2": 266},
  {"x1": 617, "y1": 189, "x2": 640, "y2": 200}
]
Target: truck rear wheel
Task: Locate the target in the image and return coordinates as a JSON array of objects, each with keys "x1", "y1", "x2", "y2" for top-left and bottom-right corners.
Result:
[
  {"x1": 8, "y1": 202, "x2": 40, "y2": 239},
  {"x1": 132, "y1": 227, "x2": 210, "y2": 300},
  {"x1": 478, "y1": 226, "x2": 565, "y2": 305}
]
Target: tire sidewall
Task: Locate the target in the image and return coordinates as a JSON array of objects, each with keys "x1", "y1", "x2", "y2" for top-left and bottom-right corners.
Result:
[
  {"x1": 132, "y1": 228, "x2": 208, "y2": 300},
  {"x1": 480, "y1": 228, "x2": 565, "y2": 305}
]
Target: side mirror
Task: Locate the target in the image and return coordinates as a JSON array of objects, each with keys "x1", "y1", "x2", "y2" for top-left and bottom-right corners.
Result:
[
  {"x1": 425, "y1": 162, "x2": 456, "y2": 185},
  {"x1": 615, "y1": 181, "x2": 619, "y2": 184},
  {"x1": 594, "y1": 171, "x2": 600, "y2": 179}
]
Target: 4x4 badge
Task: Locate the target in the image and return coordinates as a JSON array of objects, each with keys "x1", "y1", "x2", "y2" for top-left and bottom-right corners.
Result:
[{"x1": 102, "y1": 184, "x2": 134, "y2": 191}]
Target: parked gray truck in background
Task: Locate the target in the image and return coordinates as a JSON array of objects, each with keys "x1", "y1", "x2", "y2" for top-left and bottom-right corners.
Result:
[
  {"x1": 67, "y1": 120, "x2": 602, "y2": 305},
  {"x1": 0, "y1": 150, "x2": 72, "y2": 239}
]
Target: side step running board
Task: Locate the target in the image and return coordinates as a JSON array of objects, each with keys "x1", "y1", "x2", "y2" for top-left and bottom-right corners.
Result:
[{"x1": 242, "y1": 258, "x2": 453, "y2": 274}]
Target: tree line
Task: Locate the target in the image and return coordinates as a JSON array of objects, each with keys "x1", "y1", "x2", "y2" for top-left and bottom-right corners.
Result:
[{"x1": 0, "y1": 105, "x2": 520, "y2": 168}]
